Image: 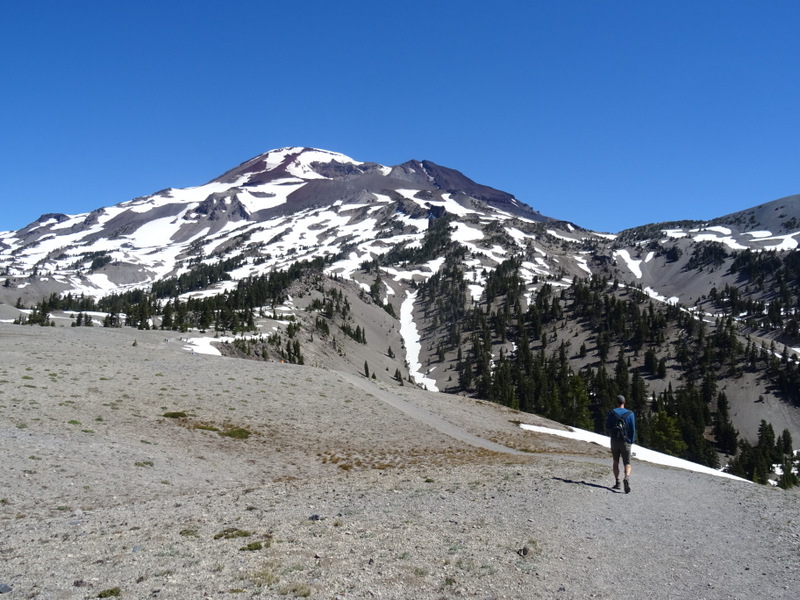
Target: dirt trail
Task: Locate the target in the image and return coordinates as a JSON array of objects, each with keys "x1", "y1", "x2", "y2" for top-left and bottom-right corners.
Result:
[{"x1": 337, "y1": 370, "x2": 527, "y2": 455}]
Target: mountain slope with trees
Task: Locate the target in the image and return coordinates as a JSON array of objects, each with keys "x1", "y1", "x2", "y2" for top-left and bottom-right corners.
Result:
[{"x1": 2, "y1": 148, "x2": 800, "y2": 486}]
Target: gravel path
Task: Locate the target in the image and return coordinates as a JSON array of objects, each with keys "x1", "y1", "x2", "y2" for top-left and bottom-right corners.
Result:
[{"x1": 1, "y1": 324, "x2": 798, "y2": 599}]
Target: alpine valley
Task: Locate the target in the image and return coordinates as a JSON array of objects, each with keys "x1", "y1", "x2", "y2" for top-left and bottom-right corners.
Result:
[{"x1": 2, "y1": 147, "x2": 800, "y2": 484}]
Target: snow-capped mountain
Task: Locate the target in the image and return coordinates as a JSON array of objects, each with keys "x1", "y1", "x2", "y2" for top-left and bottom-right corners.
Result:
[
  {"x1": 2, "y1": 147, "x2": 799, "y2": 312},
  {"x1": 0, "y1": 147, "x2": 557, "y2": 303},
  {"x1": 1, "y1": 146, "x2": 799, "y2": 314}
]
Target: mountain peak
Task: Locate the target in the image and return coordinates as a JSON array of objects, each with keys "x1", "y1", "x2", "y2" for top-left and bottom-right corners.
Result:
[{"x1": 211, "y1": 147, "x2": 364, "y2": 186}]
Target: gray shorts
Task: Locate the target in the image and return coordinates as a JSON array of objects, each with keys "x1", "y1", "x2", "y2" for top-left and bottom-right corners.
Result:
[{"x1": 610, "y1": 438, "x2": 632, "y2": 466}]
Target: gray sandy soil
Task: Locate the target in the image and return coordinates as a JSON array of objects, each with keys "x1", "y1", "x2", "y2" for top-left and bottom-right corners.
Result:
[{"x1": 1, "y1": 324, "x2": 798, "y2": 599}]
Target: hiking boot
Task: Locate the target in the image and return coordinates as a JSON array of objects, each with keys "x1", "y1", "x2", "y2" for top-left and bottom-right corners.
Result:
[
  {"x1": 612, "y1": 481, "x2": 621, "y2": 490},
  {"x1": 624, "y1": 479, "x2": 630, "y2": 494}
]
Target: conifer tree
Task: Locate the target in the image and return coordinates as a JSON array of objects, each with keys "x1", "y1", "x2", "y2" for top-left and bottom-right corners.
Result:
[{"x1": 648, "y1": 412, "x2": 687, "y2": 457}]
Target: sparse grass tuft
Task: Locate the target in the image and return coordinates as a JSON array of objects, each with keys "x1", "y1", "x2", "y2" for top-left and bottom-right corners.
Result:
[
  {"x1": 195, "y1": 424, "x2": 220, "y2": 432},
  {"x1": 281, "y1": 583, "x2": 312, "y2": 597},
  {"x1": 162, "y1": 411, "x2": 187, "y2": 419},
  {"x1": 247, "y1": 565, "x2": 280, "y2": 587},
  {"x1": 219, "y1": 426, "x2": 251, "y2": 439},
  {"x1": 239, "y1": 541, "x2": 264, "y2": 551},
  {"x1": 96, "y1": 587, "x2": 121, "y2": 597},
  {"x1": 214, "y1": 527, "x2": 251, "y2": 540},
  {"x1": 179, "y1": 528, "x2": 199, "y2": 537}
]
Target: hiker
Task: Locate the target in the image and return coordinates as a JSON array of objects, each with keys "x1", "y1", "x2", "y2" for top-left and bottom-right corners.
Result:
[{"x1": 607, "y1": 395, "x2": 636, "y2": 493}]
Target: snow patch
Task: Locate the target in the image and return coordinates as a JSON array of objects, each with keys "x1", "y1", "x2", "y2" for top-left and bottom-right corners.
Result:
[
  {"x1": 574, "y1": 255, "x2": 591, "y2": 275},
  {"x1": 644, "y1": 286, "x2": 679, "y2": 305},
  {"x1": 757, "y1": 233, "x2": 799, "y2": 251},
  {"x1": 451, "y1": 223, "x2": 484, "y2": 243},
  {"x1": 614, "y1": 249, "x2": 643, "y2": 279},
  {"x1": 519, "y1": 424, "x2": 747, "y2": 482},
  {"x1": 704, "y1": 225, "x2": 732, "y2": 235},
  {"x1": 546, "y1": 229, "x2": 580, "y2": 243},
  {"x1": 693, "y1": 233, "x2": 748, "y2": 251},
  {"x1": 400, "y1": 290, "x2": 439, "y2": 392}
]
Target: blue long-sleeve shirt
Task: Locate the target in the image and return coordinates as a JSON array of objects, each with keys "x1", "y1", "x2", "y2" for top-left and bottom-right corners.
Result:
[{"x1": 607, "y1": 407, "x2": 636, "y2": 444}]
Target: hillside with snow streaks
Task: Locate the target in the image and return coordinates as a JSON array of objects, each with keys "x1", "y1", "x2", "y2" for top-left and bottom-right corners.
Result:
[{"x1": 3, "y1": 147, "x2": 800, "y2": 334}]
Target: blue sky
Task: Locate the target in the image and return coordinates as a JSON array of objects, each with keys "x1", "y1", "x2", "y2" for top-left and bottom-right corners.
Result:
[{"x1": 2, "y1": 1, "x2": 799, "y2": 233}]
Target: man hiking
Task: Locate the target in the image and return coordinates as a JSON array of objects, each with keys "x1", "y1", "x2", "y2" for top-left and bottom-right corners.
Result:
[{"x1": 606, "y1": 395, "x2": 636, "y2": 493}]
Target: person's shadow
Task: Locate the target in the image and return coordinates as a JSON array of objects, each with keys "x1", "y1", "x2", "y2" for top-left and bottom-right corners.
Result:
[{"x1": 552, "y1": 476, "x2": 618, "y2": 492}]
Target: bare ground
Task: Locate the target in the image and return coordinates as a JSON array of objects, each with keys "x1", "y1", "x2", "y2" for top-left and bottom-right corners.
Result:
[{"x1": 0, "y1": 323, "x2": 798, "y2": 599}]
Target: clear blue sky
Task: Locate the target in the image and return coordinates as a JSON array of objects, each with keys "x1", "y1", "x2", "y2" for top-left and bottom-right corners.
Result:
[{"x1": 2, "y1": 1, "x2": 799, "y2": 233}]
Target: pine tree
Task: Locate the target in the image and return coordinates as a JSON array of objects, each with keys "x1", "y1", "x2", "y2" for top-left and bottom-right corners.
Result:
[
  {"x1": 614, "y1": 349, "x2": 630, "y2": 400},
  {"x1": 490, "y1": 351, "x2": 515, "y2": 408},
  {"x1": 778, "y1": 429, "x2": 793, "y2": 456},
  {"x1": 657, "y1": 357, "x2": 667, "y2": 379},
  {"x1": 648, "y1": 412, "x2": 687, "y2": 457}
]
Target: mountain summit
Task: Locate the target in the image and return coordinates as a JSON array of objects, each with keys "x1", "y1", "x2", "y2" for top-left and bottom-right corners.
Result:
[
  {"x1": 208, "y1": 147, "x2": 547, "y2": 221},
  {"x1": 0, "y1": 147, "x2": 557, "y2": 302},
  {"x1": 2, "y1": 146, "x2": 798, "y2": 308}
]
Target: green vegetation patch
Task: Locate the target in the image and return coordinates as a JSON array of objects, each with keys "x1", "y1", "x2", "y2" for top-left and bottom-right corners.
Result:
[
  {"x1": 219, "y1": 426, "x2": 251, "y2": 439},
  {"x1": 239, "y1": 541, "x2": 264, "y2": 551},
  {"x1": 179, "y1": 528, "x2": 199, "y2": 537},
  {"x1": 195, "y1": 424, "x2": 219, "y2": 432},
  {"x1": 162, "y1": 411, "x2": 188, "y2": 419},
  {"x1": 214, "y1": 527, "x2": 251, "y2": 540}
]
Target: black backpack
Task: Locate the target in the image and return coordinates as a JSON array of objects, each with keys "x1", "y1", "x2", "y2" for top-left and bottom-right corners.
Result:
[{"x1": 611, "y1": 410, "x2": 631, "y2": 440}]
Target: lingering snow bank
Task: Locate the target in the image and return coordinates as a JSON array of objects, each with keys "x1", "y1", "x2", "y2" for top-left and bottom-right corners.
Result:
[
  {"x1": 574, "y1": 254, "x2": 591, "y2": 275},
  {"x1": 692, "y1": 232, "x2": 748, "y2": 250},
  {"x1": 400, "y1": 290, "x2": 439, "y2": 392},
  {"x1": 644, "y1": 286, "x2": 679, "y2": 305},
  {"x1": 613, "y1": 249, "x2": 643, "y2": 278},
  {"x1": 758, "y1": 233, "x2": 799, "y2": 251},
  {"x1": 184, "y1": 336, "x2": 230, "y2": 356},
  {"x1": 520, "y1": 424, "x2": 747, "y2": 482}
]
